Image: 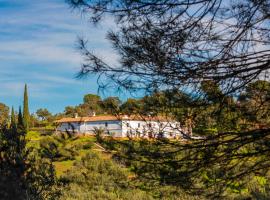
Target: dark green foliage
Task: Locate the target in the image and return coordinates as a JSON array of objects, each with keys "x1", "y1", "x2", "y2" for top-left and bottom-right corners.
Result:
[
  {"x1": 238, "y1": 80, "x2": 270, "y2": 126},
  {"x1": 64, "y1": 94, "x2": 104, "y2": 117},
  {"x1": 82, "y1": 142, "x2": 93, "y2": 149},
  {"x1": 93, "y1": 127, "x2": 106, "y2": 143},
  {"x1": 83, "y1": 93, "x2": 101, "y2": 104},
  {"x1": 64, "y1": 105, "x2": 77, "y2": 117},
  {"x1": 98, "y1": 131, "x2": 270, "y2": 199},
  {"x1": 0, "y1": 126, "x2": 26, "y2": 199},
  {"x1": 10, "y1": 106, "x2": 16, "y2": 131},
  {"x1": 39, "y1": 136, "x2": 62, "y2": 160},
  {"x1": 120, "y1": 98, "x2": 142, "y2": 115},
  {"x1": 23, "y1": 84, "x2": 30, "y2": 132},
  {"x1": 83, "y1": 93, "x2": 103, "y2": 114},
  {"x1": 102, "y1": 96, "x2": 121, "y2": 114},
  {"x1": 0, "y1": 126, "x2": 59, "y2": 199},
  {"x1": 18, "y1": 106, "x2": 24, "y2": 131},
  {"x1": 200, "y1": 80, "x2": 224, "y2": 104},
  {"x1": 39, "y1": 133, "x2": 79, "y2": 161}
]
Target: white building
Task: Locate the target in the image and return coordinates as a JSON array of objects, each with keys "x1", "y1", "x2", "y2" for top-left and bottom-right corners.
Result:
[{"x1": 55, "y1": 115, "x2": 184, "y2": 138}]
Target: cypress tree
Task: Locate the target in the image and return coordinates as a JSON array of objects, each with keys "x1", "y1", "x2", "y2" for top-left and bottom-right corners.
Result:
[
  {"x1": 10, "y1": 106, "x2": 16, "y2": 131},
  {"x1": 23, "y1": 84, "x2": 30, "y2": 132},
  {"x1": 18, "y1": 106, "x2": 24, "y2": 132}
]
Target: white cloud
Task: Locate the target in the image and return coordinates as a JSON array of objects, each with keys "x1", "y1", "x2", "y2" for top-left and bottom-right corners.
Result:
[
  {"x1": 0, "y1": 0, "x2": 118, "y2": 68},
  {"x1": 0, "y1": 0, "x2": 120, "y2": 112}
]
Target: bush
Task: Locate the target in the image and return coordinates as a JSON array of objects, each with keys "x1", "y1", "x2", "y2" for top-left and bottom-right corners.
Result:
[
  {"x1": 39, "y1": 135, "x2": 79, "y2": 161},
  {"x1": 39, "y1": 136, "x2": 61, "y2": 160},
  {"x1": 26, "y1": 131, "x2": 41, "y2": 140},
  {"x1": 59, "y1": 152, "x2": 153, "y2": 200},
  {"x1": 82, "y1": 142, "x2": 93, "y2": 149},
  {"x1": 67, "y1": 137, "x2": 94, "y2": 151}
]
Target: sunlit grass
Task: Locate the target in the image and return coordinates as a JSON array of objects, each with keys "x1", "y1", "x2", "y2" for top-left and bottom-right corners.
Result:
[
  {"x1": 53, "y1": 160, "x2": 75, "y2": 177},
  {"x1": 26, "y1": 131, "x2": 42, "y2": 141}
]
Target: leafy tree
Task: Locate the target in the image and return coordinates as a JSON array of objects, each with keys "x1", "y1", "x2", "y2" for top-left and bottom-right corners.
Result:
[
  {"x1": 102, "y1": 96, "x2": 121, "y2": 114},
  {"x1": 23, "y1": 84, "x2": 30, "y2": 132},
  {"x1": 29, "y1": 114, "x2": 41, "y2": 128},
  {"x1": 0, "y1": 102, "x2": 9, "y2": 127},
  {"x1": 200, "y1": 80, "x2": 224, "y2": 104},
  {"x1": 64, "y1": 106, "x2": 77, "y2": 117},
  {"x1": 239, "y1": 80, "x2": 270, "y2": 127},
  {"x1": 36, "y1": 108, "x2": 52, "y2": 121},
  {"x1": 63, "y1": 94, "x2": 105, "y2": 117},
  {"x1": 83, "y1": 93, "x2": 103, "y2": 114},
  {"x1": 141, "y1": 92, "x2": 168, "y2": 116},
  {"x1": 75, "y1": 103, "x2": 93, "y2": 117},
  {"x1": 198, "y1": 81, "x2": 241, "y2": 132},
  {"x1": 120, "y1": 98, "x2": 142, "y2": 115},
  {"x1": 83, "y1": 93, "x2": 101, "y2": 104}
]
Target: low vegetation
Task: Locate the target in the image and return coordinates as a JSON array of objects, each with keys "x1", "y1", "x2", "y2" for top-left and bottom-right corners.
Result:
[
  {"x1": 16, "y1": 130, "x2": 206, "y2": 200},
  {"x1": 9, "y1": 130, "x2": 265, "y2": 199}
]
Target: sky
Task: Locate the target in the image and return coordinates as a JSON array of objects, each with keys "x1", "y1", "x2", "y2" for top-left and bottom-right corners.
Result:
[{"x1": 0, "y1": 0, "x2": 120, "y2": 114}]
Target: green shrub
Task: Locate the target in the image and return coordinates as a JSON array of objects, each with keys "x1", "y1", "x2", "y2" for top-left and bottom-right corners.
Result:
[
  {"x1": 57, "y1": 149, "x2": 77, "y2": 161},
  {"x1": 82, "y1": 142, "x2": 93, "y2": 149},
  {"x1": 67, "y1": 137, "x2": 94, "y2": 151},
  {"x1": 39, "y1": 136, "x2": 61, "y2": 160},
  {"x1": 26, "y1": 131, "x2": 41, "y2": 140},
  {"x1": 59, "y1": 152, "x2": 153, "y2": 200},
  {"x1": 39, "y1": 135, "x2": 78, "y2": 161}
]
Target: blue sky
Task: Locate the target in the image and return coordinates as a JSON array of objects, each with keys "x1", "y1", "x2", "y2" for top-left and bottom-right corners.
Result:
[{"x1": 0, "y1": 0, "x2": 120, "y2": 114}]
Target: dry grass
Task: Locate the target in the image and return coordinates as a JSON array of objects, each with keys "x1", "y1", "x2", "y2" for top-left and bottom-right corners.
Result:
[{"x1": 53, "y1": 160, "x2": 75, "y2": 177}]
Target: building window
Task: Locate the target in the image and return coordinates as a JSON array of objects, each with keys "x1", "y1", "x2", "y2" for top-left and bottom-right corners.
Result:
[
  {"x1": 68, "y1": 123, "x2": 73, "y2": 130},
  {"x1": 105, "y1": 122, "x2": 108, "y2": 127},
  {"x1": 138, "y1": 123, "x2": 140, "y2": 128}
]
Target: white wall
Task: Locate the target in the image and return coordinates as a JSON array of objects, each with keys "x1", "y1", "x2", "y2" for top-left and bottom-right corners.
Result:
[
  {"x1": 57, "y1": 120, "x2": 123, "y2": 137},
  {"x1": 121, "y1": 120, "x2": 182, "y2": 138},
  {"x1": 84, "y1": 120, "x2": 122, "y2": 137},
  {"x1": 57, "y1": 120, "x2": 182, "y2": 138},
  {"x1": 57, "y1": 122, "x2": 81, "y2": 133}
]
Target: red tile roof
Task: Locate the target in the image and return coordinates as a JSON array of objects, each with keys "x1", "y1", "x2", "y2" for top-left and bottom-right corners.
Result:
[{"x1": 55, "y1": 115, "x2": 173, "y2": 123}]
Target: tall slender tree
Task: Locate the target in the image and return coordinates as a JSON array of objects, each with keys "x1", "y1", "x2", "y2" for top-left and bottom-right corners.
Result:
[
  {"x1": 10, "y1": 106, "x2": 16, "y2": 131},
  {"x1": 23, "y1": 84, "x2": 30, "y2": 132},
  {"x1": 18, "y1": 106, "x2": 24, "y2": 132}
]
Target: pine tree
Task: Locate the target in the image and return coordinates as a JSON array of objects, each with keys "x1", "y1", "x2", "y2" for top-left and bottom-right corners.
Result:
[
  {"x1": 23, "y1": 84, "x2": 30, "y2": 132},
  {"x1": 18, "y1": 106, "x2": 24, "y2": 132},
  {"x1": 10, "y1": 106, "x2": 16, "y2": 131}
]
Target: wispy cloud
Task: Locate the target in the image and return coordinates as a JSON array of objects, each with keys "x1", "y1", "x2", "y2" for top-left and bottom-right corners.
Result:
[{"x1": 0, "y1": 0, "x2": 118, "y2": 113}]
